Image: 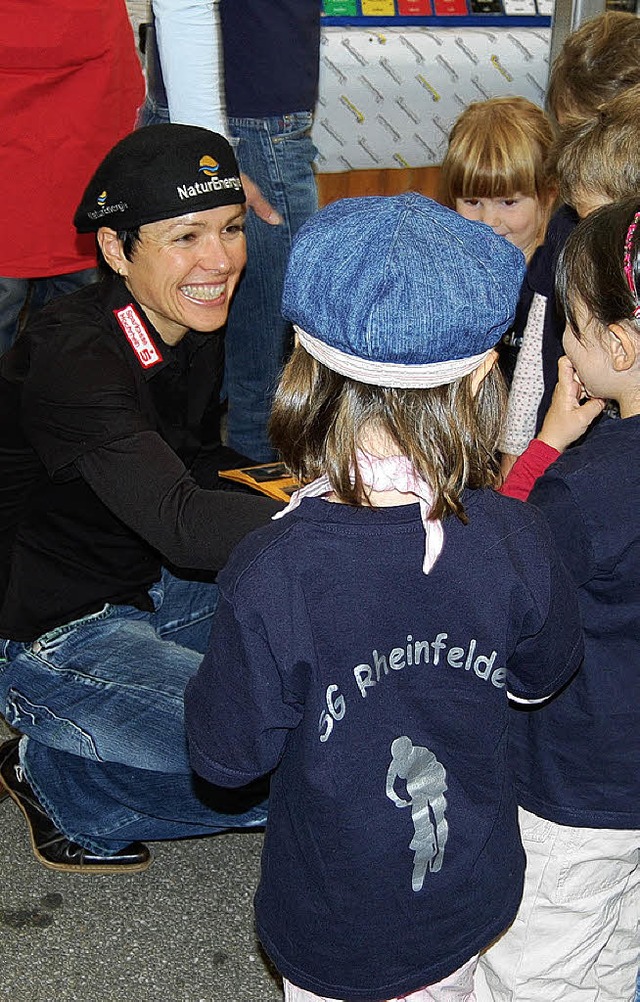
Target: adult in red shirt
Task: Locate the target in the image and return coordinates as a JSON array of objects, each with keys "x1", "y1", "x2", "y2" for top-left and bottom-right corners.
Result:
[{"x1": 0, "y1": 0, "x2": 145, "y2": 353}]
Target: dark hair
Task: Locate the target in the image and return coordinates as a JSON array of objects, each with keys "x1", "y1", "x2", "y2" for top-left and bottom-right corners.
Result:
[
  {"x1": 269, "y1": 344, "x2": 506, "y2": 522},
  {"x1": 556, "y1": 197, "x2": 640, "y2": 337},
  {"x1": 116, "y1": 228, "x2": 143, "y2": 261},
  {"x1": 96, "y1": 226, "x2": 142, "y2": 277}
]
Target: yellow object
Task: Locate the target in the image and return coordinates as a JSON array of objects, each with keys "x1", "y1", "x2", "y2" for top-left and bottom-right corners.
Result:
[
  {"x1": 218, "y1": 462, "x2": 299, "y2": 502},
  {"x1": 361, "y1": 0, "x2": 395, "y2": 15}
]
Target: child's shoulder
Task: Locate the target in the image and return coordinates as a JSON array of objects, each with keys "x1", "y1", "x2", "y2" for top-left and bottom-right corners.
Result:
[
  {"x1": 461, "y1": 487, "x2": 560, "y2": 564},
  {"x1": 534, "y1": 416, "x2": 640, "y2": 533},
  {"x1": 467, "y1": 485, "x2": 544, "y2": 527},
  {"x1": 216, "y1": 499, "x2": 361, "y2": 602},
  {"x1": 551, "y1": 413, "x2": 640, "y2": 481},
  {"x1": 547, "y1": 204, "x2": 580, "y2": 246},
  {"x1": 527, "y1": 204, "x2": 579, "y2": 295},
  {"x1": 218, "y1": 509, "x2": 302, "y2": 587}
]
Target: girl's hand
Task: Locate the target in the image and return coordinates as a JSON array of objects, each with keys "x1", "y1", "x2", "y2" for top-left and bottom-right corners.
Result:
[{"x1": 537, "y1": 356, "x2": 606, "y2": 453}]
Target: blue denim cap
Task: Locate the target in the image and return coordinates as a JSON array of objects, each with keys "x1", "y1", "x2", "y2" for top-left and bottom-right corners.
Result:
[{"x1": 282, "y1": 193, "x2": 526, "y2": 387}]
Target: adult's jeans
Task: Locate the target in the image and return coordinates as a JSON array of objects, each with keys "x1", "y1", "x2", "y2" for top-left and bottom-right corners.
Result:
[
  {"x1": 0, "y1": 569, "x2": 267, "y2": 855},
  {"x1": 224, "y1": 113, "x2": 318, "y2": 462},
  {"x1": 0, "y1": 270, "x2": 97, "y2": 356}
]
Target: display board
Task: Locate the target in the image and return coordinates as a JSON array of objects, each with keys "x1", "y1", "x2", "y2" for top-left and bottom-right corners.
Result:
[
  {"x1": 322, "y1": 0, "x2": 554, "y2": 26},
  {"x1": 311, "y1": 25, "x2": 551, "y2": 172}
]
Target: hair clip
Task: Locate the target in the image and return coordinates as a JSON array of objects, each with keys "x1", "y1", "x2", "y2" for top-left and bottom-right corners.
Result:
[{"x1": 623, "y1": 208, "x2": 640, "y2": 319}]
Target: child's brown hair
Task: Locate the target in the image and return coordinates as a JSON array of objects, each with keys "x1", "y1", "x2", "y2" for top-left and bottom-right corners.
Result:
[
  {"x1": 269, "y1": 344, "x2": 505, "y2": 523},
  {"x1": 439, "y1": 96, "x2": 555, "y2": 208},
  {"x1": 552, "y1": 85, "x2": 640, "y2": 212},
  {"x1": 546, "y1": 11, "x2": 640, "y2": 128}
]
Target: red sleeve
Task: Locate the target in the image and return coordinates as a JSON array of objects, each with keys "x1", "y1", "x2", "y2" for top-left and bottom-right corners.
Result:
[{"x1": 498, "y1": 439, "x2": 560, "y2": 501}]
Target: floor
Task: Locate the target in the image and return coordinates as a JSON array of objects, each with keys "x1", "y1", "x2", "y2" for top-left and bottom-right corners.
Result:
[{"x1": 0, "y1": 721, "x2": 282, "y2": 1002}]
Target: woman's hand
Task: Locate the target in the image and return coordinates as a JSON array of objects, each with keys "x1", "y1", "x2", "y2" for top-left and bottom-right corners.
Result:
[{"x1": 240, "y1": 173, "x2": 282, "y2": 225}]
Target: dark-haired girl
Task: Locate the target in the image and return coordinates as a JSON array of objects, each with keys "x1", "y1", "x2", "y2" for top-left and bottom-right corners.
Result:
[{"x1": 479, "y1": 198, "x2": 640, "y2": 1001}]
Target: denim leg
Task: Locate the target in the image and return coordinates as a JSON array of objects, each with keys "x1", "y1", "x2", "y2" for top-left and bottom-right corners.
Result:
[
  {"x1": 0, "y1": 271, "x2": 98, "y2": 357},
  {"x1": 136, "y1": 98, "x2": 169, "y2": 128},
  {"x1": 28, "y1": 268, "x2": 98, "y2": 315},
  {"x1": 224, "y1": 114, "x2": 318, "y2": 462},
  {"x1": 0, "y1": 277, "x2": 30, "y2": 355},
  {"x1": 146, "y1": 567, "x2": 219, "y2": 652},
  {"x1": 0, "y1": 572, "x2": 218, "y2": 774},
  {"x1": 1, "y1": 572, "x2": 268, "y2": 854},
  {"x1": 20, "y1": 741, "x2": 268, "y2": 855}
]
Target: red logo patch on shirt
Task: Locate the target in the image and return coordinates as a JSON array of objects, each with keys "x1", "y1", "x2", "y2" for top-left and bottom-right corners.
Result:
[{"x1": 113, "y1": 305, "x2": 163, "y2": 369}]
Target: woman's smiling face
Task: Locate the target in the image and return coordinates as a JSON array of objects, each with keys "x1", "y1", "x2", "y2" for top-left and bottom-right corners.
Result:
[{"x1": 109, "y1": 204, "x2": 247, "y2": 345}]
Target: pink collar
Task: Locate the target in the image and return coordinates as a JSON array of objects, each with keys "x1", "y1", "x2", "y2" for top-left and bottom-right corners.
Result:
[{"x1": 273, "y1": 451, "x2": 444, "y2": 575}]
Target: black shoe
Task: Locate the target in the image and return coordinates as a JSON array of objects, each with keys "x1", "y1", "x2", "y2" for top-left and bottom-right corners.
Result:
[{"x1": 0, "y1": 739, "x2": 151, "y2": 873}]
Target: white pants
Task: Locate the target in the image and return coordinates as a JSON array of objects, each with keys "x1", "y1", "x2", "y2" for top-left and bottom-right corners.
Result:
[
  {"x1": 284, "y1": 955, "x2": 478, "y2": 1002},
  {"x1": 475, "y1": 809, "x2": 640, "y2": 1002}
]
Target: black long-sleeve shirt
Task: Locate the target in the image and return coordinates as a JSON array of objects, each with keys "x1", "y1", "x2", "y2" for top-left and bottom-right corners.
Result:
[{"x1": 0, "y1": 275, "x2": 280, "y2": 640}]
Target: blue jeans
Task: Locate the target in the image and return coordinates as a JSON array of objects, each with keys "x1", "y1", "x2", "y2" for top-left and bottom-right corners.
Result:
[
  {"x1": 224, "y1": 114, "x2": 318, "y2": 462},
  {"x1": 0, "y1": 270, "x2": 97, "y2": 355},
  {"x1": 0, "y1": 569, "x2": 267, "y2": 854}
]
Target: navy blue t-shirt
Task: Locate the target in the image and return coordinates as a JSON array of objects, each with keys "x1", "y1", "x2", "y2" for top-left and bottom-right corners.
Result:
[
  {"x1": 512, "y1": 414, "x2": 640, "y2": 829},
  {"x1": 186, "y1": 490, "x2": 582, "y2": 999},
  {"x1": 532, "y1": 204, "x2": 579, "y2": 431},
  {"x1": 220, "y1": 0, "x2": 321, "y2": 118}
]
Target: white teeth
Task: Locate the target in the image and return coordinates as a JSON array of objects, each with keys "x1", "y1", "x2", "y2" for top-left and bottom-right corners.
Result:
[{"x1": 180, "y1": 284, "x2": 225, "y2": 301}]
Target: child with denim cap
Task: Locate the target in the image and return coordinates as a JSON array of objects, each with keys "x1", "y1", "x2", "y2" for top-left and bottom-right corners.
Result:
[
  {"x1": 185, "y1": 194, "x2": 583, "y2": 1002},
  {"x1": 476, "y1": 198, "x2": 640, "y2": 1001},
  {"x1": 500, "y1": 10, "x2": 640, "y2": 470}
]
